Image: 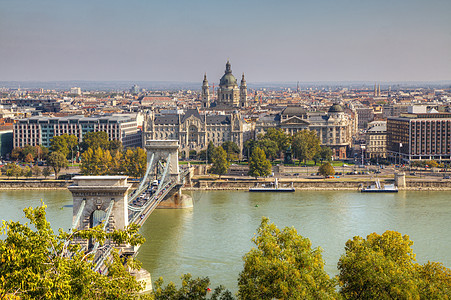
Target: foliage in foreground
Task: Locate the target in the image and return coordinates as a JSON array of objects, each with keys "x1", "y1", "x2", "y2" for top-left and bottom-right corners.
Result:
[
  {"x1": 0, "y1": 204, "x2": 146, "y2": 299},
  {"x1": 152, "y1": 274, "x2": 233, "y2": 300},
  {"x1": 338, "y1": 231, "x2": 451, "y2": 299},
  {"x1": 238, "y1": 217, "x2": 339, "y2": 299}
]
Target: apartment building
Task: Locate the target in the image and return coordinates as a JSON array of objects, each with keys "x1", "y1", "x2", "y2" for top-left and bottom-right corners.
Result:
[
  {"x1": 387, "y1": 107, "x2": 451, "y2": 163},
  {"x1": 14, "y1": 115, "x2": 142, "y2": 149}
]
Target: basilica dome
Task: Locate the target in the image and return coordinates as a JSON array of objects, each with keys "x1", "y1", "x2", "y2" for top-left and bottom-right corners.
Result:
[
  {"x1": 219, "y1": 60, "x2": 238, "y2": 87},
  {"x1": 328, "y1": 103, "x2": 344, "y2": 113}
]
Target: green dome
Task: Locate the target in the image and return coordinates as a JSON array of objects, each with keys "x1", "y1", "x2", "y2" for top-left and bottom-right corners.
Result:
[
  {"x1": 328, "y1": 104, "x2": 344, "y2": 113},
  {"x1": 219, "y1": 60, "x2": 238, "y2": 87},
  {"x1": 220, "y1": 73, "x2": 237, "y2": 86}
]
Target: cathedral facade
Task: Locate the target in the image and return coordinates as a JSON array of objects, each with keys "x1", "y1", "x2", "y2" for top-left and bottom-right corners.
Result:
[
  {"x1": 202, "y1": 60, "x2": 248, "y2": 109},
  {"x1": 143, "y1": 109, "x2": 244, "y2": 159}
]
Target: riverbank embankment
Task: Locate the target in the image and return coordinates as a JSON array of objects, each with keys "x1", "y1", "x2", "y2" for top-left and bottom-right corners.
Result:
[
  {"x1": 0, "y1": 178, "x2": 450, "y2": 191},
  {"x1": 185, "y1": 177, "x2": 451, "y2": 191}
]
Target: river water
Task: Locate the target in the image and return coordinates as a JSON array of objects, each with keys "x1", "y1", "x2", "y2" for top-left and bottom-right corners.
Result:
[{"x1": 1, "y1": 189, "x2": 450, "y2": 292}]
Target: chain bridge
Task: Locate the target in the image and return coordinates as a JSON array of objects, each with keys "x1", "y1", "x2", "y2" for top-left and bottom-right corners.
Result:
[{"x1": 66, "y1": 140, "x2": 193, "y2": 287}]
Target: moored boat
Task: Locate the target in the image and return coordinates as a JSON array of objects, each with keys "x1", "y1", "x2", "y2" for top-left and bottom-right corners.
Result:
[
  {"x1": 249, "y1": 178, "x2": 295, "y2": 192},
  {"x1": 361, "y1": 179, "x2": 398, "y2": 193}
]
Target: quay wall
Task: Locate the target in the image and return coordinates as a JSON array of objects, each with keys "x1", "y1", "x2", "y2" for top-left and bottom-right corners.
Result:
[{"x1": 186, "y1": 179, "x2": 451, "y2": 191}]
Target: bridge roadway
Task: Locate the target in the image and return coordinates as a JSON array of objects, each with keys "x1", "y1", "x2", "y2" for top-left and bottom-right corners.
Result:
[{"x1": 91, "y1": 167, "x2": 190, "y2": 272}]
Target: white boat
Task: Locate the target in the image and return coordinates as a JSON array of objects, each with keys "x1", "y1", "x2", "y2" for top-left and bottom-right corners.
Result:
[
  {"x1": 361, "y1": 179, "x2": 398, "y2": 193},
  {"x1": 249, "y1": 178, "x2": 295, "y2": 192}
]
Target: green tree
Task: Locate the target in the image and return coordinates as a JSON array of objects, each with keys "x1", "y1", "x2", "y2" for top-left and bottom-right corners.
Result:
[
  {"x1": 22, "y1": 145, "x2": 38, "y2": 161},
  {"x1": 292, "y1": 129, "x2": 321, "y2": 164},
  {"x1": 319, "y1": 146, "x2": 334, "y2": 162},
  {"x1": 3, "y1": 163, "x2": 22, "y2": 179},
  {"x1": 207, "y1": 141, "x2": 215, "y2": 164},
  {"x1": 318, "y1": 162, "x2": 335, "y2": 177},
  {"x1": 50, "y1": 135, "x2": 70, "y2": 158},
  {"x1": 109, "y1": 139, "x2": 123, "y2": 153},
  {"x1": 42, "y1": 166, "x2": 51, "y2": 179},
  {"x1": 210, "y1": 147, "x2": 230, "y2": 179},
  {"x1": 238, "y1": 217, "x2": 338, "y2": 300},
  {"x1": 243, "y1": 139, "x2": 257, "y2": 160},
  {"x1": 338, "y1": 231, "x2": 420, "y2": 299},
  {"x1": 0, "y1": 203, "x2": 146, "y2": 299},
  {"x1": 152, "y1": 274, "x2": 233, "y2": 300},
  {"x1": 255, "y1": 138, "x2": 278, "y2": 161},
  {"x1": 66, "y1": 134, "x2": 79, "y2": 162},
  {"x1": 10, "y1": 147, "x2": 22, "y2": 161},
  {"x1": 23, "y1": 166, "x2": 32, "y2": 178},
  {"x1": 47, "y1": 151, "x2": 68, "y2": 178},
  {"x1": 32, "y1": 164, "x2": 41, "y2": 178},
  {"x1": 81, "y1": 131, "x2": 110, "y2": 152},
  {"x1": 248, "y1": 147, "x2": 272, "y2": 178},
  {"x1": 221, "y1": 141, "x2": 240, "y2": 161},
  {"x1": 260, "y1": 128, "x2": 291, "y2": 158}
]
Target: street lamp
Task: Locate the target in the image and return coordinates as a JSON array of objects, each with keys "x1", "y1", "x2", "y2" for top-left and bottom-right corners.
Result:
[{"x1": 398, "y1": 143, "x2": 403, "y2": 167}]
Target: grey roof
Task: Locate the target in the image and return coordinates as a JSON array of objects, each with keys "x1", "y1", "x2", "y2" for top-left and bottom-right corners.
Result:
[
  {"x1": 154, "y1": 115, "x2": 179, "y2": 125},
  {"x1": 281, "y1": 106, "x2": 307, "y2": 117},
  {"x1": 206, "y1": 115, "x2": 230, "y2": 124},
  {"x1": 181, "y1": 109, "x2": 202, "y2": 123},
  {"x1": 18, "y1": 115, "x2": 135, "y2": 123}
]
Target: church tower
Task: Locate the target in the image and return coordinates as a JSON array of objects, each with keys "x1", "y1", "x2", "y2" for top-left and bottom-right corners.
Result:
[
  {"x1": 240, "y1": 73, "x2": 248, "y2": 108},
  {"x1": 217, "y1": 60, "x2": 240, "y2": 107},
  {"x1": 201, "y1": 73, "x2": 210, "y2": 108}
]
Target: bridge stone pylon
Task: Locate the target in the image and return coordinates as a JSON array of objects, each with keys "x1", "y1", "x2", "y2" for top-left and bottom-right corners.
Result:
[
  {"x1": 145, "y1": 140, "x2": 180, "y2": 182},
  {"x1": 68, "y1": 176, "x2": 132, "y2": 248}
]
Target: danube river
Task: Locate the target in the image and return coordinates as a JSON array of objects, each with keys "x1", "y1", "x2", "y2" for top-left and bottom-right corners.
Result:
[{"x1": 1, "y1": 189, "x2": 450, "y2": 291}]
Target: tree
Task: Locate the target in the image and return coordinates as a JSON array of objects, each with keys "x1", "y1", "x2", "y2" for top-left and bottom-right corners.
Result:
[
  {"x1": 3, "y1": 163, "x2": 22, "y2": 179},
  {"x1": 109, "y1": 139, "x2": 123, "y2": 153},
  {"x1": 81, "y1": 131, "x2": 110, "y2": 152},
  {"x1": 152, "y1": 274, "x2": 233, "y2": 300},
  {"x1": 319, "y1": 146, "x2": 333, "y2": 163},
  {"x1": 50, "y1": 134, "x2": 78, "y2": 160},
  {"x1": 10, "y1": 147, "x2": 22, "y2": 161},
  {"x1": 66, "y1": 134, "x2": 79, "y2": 162},
  {"x1": 23, "y1": 166, "x2": 32, "y2": 178},
  {"x1": 260, "y1": 128, "x2": 291, "y2": 158},
  {"x1": 122, "y1": 147, "x2": 147, "y2": 178},
  {"x1": 338, "y1": 231, "x2": 424, "y2": 299},
  {"x1": 24, "y1": 153, "x2": 34, "y2": 163},
  {"x1": 238, "y1": 217, "x2": 338, "y2": 299},
  {"x1": 221, "y1": 141, "x2": 240, "y2": 161},
  {"x1": 248, "y1": 147, "x2": 272, "y2": 178},
  {"x1": 210, "y1": 147, "x2": 229, "y2": 179},
  {"x1": 243, "y1": 139, "x2": 257, "y2": 160},
  {"x1": 318, "y1": 162, "x2": 335, "y2": 177},
  {"x1": 32, "y1": 165, "x2": 41, "y2": 178},
  {"x1": 207, "y1": 141, "x2": 215, "y2": 164},
  {"x1": 0, "y1": 203, "x2": 146, "y2": 299},
  {"x1": 22, "y1": 145, "x2": 37, "y2": 161},
  {"x1": 50, "y1": 135, "x2": 70, "y2": 158},
  {"x1": 47, "y1": 151, "x2": 68, "y2": 178},
  {"x1": 42, "y1": 166, "x2": 51, "y2": 179},
  {"x1": 292, "y1": 129, "x2": 321, "y2": 164},
  {"x1": 255, "y1": 138, "x2": 278, "y2": 161}
]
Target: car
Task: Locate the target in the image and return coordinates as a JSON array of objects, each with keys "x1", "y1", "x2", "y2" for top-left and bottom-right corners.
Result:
[
  {"x1": 443, "y1": 176, "x2": 450, "y2": 179},
  {"x1": 293, "y1": 173, "x2": 300, "y2": 176}
]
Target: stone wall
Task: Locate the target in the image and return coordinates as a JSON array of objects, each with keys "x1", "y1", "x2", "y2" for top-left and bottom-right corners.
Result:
[
  {"x1": 189, "y1": 178, "x2": 451, "y2": 191},
  {"x1": 0, "y1": 180, "x2": 71, "y2": 189}
]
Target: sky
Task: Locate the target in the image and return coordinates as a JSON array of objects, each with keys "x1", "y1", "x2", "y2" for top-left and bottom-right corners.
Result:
[{"x1": 1, "y1": 0, "x2": 450, "y2": 83}]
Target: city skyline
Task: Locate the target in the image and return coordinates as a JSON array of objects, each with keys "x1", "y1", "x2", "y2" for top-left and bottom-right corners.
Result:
[{"x1": 1, "y1": 0, "x2": 450, "y2": 82}]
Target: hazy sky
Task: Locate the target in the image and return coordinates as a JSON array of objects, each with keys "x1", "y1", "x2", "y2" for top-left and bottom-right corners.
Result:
[{"x1": 1, "y1": 0, "x2": 450, "y2": 82}]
